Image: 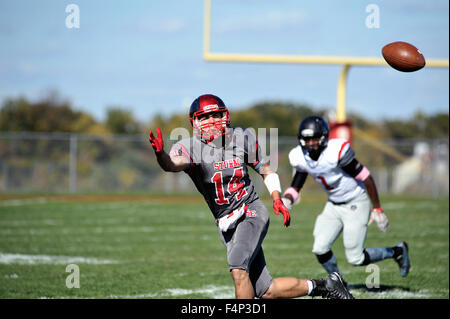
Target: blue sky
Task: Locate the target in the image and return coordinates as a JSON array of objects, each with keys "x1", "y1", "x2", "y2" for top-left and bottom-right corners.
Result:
[{"x1": 0, "y1": 0, "x2": 448, "y2": 123}]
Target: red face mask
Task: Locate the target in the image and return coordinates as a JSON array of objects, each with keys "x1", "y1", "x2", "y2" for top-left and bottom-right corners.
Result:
[{"x1": 191, "y1": 109, "x2": 230, "y2": 142}]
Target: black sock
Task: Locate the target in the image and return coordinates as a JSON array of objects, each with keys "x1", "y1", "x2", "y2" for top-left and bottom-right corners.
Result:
[
  {"x1": 361, "y1": 249, "x2": 371, "y2": 266},
  {"x1": 392, "y1": 246, "x2": 403, "y2": 258},
  {"x1": 310, "y1": 279, "x2": 327, "y2": 297}
]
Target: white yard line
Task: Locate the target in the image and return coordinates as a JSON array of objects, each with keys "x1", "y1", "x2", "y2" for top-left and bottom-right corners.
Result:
[
  {"x1": 0, "y1": 252, "x2": 118, "y2": 265},
  {"x1": 108, "y1": 285, "x2": 235, "y2": 299},
  {"x1": 0, "y1": 198, "x2": 51, "y2": 206},
  {"x1": 350, "y1": 288, "x2": 436, "y2": 299},
  {"x1": 40, "y1": 285, "x2": 444, "y2": 299}
]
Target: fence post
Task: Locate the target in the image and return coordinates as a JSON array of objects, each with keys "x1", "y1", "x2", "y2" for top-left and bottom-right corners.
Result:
[
  {"x1": 69, "y1": 134, "x2": 78, "y2": 193},
  {"x1": 1, "y1": 160, "x2": 7, "y2": 191}
]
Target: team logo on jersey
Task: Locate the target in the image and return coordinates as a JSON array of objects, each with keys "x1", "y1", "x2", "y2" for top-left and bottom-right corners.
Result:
[
  {"x1": 351, "y1": 205, "x2": 357, "y2": 211},
  {"x1": 214, "y1": 158, "x2": 241, "y2": 170},
  {"x1": 246, "y1": 210, "x2": 256, "y2": 217}
]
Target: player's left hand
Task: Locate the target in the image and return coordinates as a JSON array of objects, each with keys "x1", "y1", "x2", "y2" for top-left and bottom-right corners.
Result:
[
  {"x1": 149, "y1": 128, "x2": 164, "y2": 153},
  {"x1": 273, "y1": 198, "x2": 290, "y2": 227},
  {"x1": 281, "y1": 197, "x2": 293, "y2": 210},
  {"x1": 368, "y1": 208, "x2": 389, "y2": 232}
]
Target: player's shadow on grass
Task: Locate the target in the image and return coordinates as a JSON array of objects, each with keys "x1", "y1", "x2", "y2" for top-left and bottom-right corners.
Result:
[{"x1": 348, "y1": 283, "x2": 411, "y2": 293}]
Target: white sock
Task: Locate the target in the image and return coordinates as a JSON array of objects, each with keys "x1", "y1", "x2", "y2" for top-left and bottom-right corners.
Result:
[{"x1": 307, "y1": 280, "x2": 314, "y2": 295}]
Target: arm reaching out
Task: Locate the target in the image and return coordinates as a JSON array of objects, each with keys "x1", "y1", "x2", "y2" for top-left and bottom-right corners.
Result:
[
  {"x1": 149, "y1": 128, "x2": 190, "y2": 172},
  {"x1": 341, "y1": 157, "x2": 389, "y2": 232},
  {"x1": 364, "y1": 175, "x2": 389, "y2": 232},
  {"x1": 259, "y1": 162, "x2": 291, "y2": 227},
  {"x1": 282, "y1": 171, "x2": 307, "y2": 209}
]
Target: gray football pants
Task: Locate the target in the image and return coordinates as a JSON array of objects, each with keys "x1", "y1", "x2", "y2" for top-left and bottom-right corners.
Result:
[{"x1": 217, "y1": 198, "x2": 273, "y2": 298}]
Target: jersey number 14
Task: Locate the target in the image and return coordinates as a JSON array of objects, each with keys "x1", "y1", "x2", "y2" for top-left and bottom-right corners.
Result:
[{"x1": 212, "y1": 167, "x2": 248, "y2": 205}]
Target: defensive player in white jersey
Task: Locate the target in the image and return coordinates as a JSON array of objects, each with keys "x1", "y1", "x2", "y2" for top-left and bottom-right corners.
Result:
[
  {"x1": 149, "y1": 95, "x2": 354, "y2": 299},
  {"x1": 282, "y1": 115, "x2": 410, "y2": 281}
]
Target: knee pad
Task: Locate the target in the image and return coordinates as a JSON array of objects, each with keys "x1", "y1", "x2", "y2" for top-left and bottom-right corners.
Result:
[
  {"x1": 312, "y1": 243, "x2": 332, "y2": 256},
  {"x1": 315, "y1": 250, "x2": 333, "y2": 264},
  {"x1": 346, "y1": 249, "x2": 366, "y2": 266}
]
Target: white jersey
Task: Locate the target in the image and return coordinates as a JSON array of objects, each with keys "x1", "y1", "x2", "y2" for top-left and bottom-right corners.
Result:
[{"x1": 288, "y1": 138, "x2": 365, "y2": 203}]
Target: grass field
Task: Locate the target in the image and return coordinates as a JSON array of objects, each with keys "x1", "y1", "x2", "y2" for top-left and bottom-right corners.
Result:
[{"x1": 0, "y1": 194, "x2": 448, "y2": 299}]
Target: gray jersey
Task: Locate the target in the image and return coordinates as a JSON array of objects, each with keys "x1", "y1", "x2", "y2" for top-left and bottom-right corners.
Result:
[{"x1": 169, "y1": 127, "x2": 264, "y2": 219}]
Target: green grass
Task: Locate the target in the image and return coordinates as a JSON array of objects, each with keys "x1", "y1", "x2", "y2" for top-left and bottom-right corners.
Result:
[{"x1": 0, "y1": 195, "x2": 448, "y2": 299}]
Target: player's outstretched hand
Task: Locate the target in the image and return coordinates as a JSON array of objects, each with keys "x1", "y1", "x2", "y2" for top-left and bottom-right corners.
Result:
[
  {"x1": 273, "y1": 198, "x2": 291, "y2": 227},
  {"x1": 281, "y1": 197, "x2": 293, "y2": 210},
  {"x1": 149, "y1": 128, "x2": 164, "y2": 154},
  {"x1": 368, "y1": 208, "x2": 389, "y2": 232}
]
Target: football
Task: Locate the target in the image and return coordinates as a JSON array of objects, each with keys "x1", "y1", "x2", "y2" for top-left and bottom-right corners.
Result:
[{"x1": 382, "y1": 41, "x2": 426, "y2": 72}]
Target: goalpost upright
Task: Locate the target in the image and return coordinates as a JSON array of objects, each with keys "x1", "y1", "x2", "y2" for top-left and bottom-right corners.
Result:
[{"x1": 202, "y1": 0, "x2": 449, "y2": 144}]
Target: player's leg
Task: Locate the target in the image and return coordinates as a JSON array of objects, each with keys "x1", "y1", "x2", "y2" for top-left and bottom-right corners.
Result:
[
  {"x1": 341, "y1": 194, "x2": 371, "y2": 266},
  {"x1": 248, "y1": 245, "x2": 310, "y2": 298},
  {"x1": 363, "y1": 242, "x2": 410, "y2": 277},
  {"x1": 221, "y1": 199, "x2": 270, "y2": 299},
  {"x1": 220, "y1": 227, "x2": 257, "y2": 298},
  {"x1": 342, "y1": 194, "x2": 410, "y2": 276},
  {"x1": 315, "y1": 250, "x2": 341, "y2": 275},
  {"x1": 262, "y1": 277, "x2": 308, "y2": 298},
  {"x1": 261, "y1": 270, "x2": 354, "y2": 299},
  {"x1": 239, "y1": 201, "x2": 353, "y2": 299},
  {"x1": 312, "y1": 202, "x2": 344, "y2": 275},
  {"x1": 250, "y1": 247, "x2": 354, "y2": 299},
  {"x1": 230, "y1": 268, "x2": 254, "y2": 298}
]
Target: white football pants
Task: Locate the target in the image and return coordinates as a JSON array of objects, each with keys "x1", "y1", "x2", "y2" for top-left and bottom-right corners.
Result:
[{"x1": 312, "y1": 192, "x2": 371, "y2": 266}]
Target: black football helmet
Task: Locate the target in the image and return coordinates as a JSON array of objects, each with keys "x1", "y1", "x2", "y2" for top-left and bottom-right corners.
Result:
[
  {"x1": 189, "y1": 94, "x2": 231, "y2": 142},
  {"x1": 297, "y1": 115, "x2": 330, "y2": 159}
]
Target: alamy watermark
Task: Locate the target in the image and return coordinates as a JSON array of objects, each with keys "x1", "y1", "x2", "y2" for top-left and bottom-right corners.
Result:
[
  {"x1": 65, "y1": 4, "x2": 80, "y2": 29},
  {"x1": 365, "y1": 4, "x2": 380, "y2": 29},
  {"x1": 66, "y1": 264, "x2": 80, "y2": 288},
  {"x1": 365, "y1": 264, "x2": 380, "y2": 288},
  {"x1": 168, "y1": 127, "x2": 279, "y2": 171}
]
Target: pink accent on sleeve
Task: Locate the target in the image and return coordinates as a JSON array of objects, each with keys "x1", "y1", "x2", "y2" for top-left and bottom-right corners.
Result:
[
  {"x1": 283, "y1": 187, "x2": 299, "y2": 202},
  {"x1": 355, "y1": 166, "x2": 370, "y2": 181}
]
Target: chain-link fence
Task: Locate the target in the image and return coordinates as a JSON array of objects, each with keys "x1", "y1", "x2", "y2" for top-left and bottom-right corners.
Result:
[{"x1": 0, "y1": 132, "x2": 448, "y2": 198}]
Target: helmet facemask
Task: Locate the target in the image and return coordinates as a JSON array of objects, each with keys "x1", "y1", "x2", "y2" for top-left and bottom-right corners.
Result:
[
  {"x1": 297, "y1": 116, "x2": 330, "y2": 160},
  {"x1": 299, "y1": 131, "x2": 328, "y2": 160},
  {"x1": 191, "y1": 108, "x2": 230, "y2": 143}
]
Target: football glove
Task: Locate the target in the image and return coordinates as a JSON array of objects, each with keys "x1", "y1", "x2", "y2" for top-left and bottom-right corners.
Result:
[
  {"x1": 368, "y1": 208, "x2": 389, "y2": 232},
  {"x1": 273, "y1": 198, "x2": 290, "y2": 227},
  {"x1": 281, "y1": 197, "x2": 293, "y2": 210},
  {"x1": 149, "y1": 128, "x2": 164, "y2": 153}
]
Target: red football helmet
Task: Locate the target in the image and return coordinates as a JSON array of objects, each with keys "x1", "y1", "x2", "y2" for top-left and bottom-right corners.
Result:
[{"x1": 189, "y1": 94, "x2": 231, "y2": 142}]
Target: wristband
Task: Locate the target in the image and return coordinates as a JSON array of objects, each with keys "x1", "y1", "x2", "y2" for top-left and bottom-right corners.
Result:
[
  {"x1": 372, "y1": 208, "x2": 384, "y2": 213},
  {"x1": 264, "y1": 173, "x2": 282, "y2": 195},
  {"x1": 355, "y1": 166, "x2": 370, "y2": 181},
  {"x1": 283, "y1": 187, "x2": 299, "y2": 203}
]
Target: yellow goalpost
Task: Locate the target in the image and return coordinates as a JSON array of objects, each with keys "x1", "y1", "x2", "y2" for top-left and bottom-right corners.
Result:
[{"x1": 202, "y1": 0, "x2": 449, "y2": 124}]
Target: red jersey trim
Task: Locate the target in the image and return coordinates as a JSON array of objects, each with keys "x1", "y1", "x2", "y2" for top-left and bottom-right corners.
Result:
[{"x1": 338, "y1": 141, "x2": 350, "y2": 162}]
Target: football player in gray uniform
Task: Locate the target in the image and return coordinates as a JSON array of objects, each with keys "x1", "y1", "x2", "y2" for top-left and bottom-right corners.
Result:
[
  {"x1": 149, "y1": 94, "x2": 353, "y2": 299},
  {"x1": 282, "y1": 115, "x2": 411, "y2": 284}
]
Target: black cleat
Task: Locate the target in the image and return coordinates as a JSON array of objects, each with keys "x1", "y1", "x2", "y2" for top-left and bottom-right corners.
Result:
[
  {"x1": 323, "y1": 272, "x2": 355, "y2": 299},
  {"x1": 394, "y1": 241, "x2": 410, "y2": 277},
  {"x1": 310, "y1": 272, "x2": 354, "y2": 299}
]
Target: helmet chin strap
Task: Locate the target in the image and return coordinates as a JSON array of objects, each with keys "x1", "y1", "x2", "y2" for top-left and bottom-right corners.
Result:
[
  {"x1": 308, "y1": 149, "x2": 322, "y2": 160},
  {"x1": 300, "y1": 135, "x2": 328, "y2": 160}
]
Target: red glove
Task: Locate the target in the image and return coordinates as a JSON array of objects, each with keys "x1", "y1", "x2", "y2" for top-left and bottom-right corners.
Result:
[
  {"x1": 149, "y1": 128, "x2": 164, "y2": 153},
  {"x1": 273, "y1": 198, "x2": 291, "y2": 227}
]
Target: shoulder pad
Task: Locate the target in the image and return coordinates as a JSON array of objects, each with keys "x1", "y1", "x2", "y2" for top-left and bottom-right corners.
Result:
[
  {"x1": 288, "y1": 146, "x2": 304, "y2": 168},
  {"x1": 323, "y1": 139, "x2": 352, "y2": 164}
]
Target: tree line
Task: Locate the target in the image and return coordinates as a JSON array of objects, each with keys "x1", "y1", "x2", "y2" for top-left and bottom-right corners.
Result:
[{"x1": 0, "y1": 93, "x2": 448, "y2": 139}]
